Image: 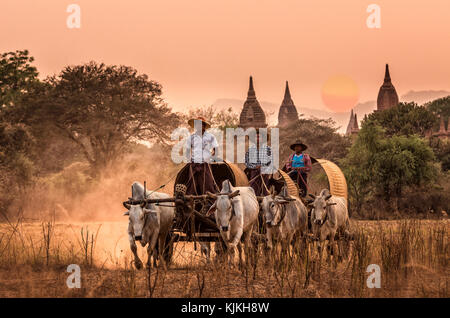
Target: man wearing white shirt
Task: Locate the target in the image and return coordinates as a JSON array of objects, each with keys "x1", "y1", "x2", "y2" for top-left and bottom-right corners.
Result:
[{"x1": 184, "y1": 117, "x2": 219, "y2": 195}]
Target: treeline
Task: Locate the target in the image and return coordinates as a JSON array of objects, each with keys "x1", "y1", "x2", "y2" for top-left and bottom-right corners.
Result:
[
  {"x1": 341, "y1": 101, "x2": 449, "y2": 218},
  {"x1": 1, "y1": 50, "x2": 448, "y2": 220},
  {"x1": 0, "y1": 50, "x2": 182, "y2": 219}
]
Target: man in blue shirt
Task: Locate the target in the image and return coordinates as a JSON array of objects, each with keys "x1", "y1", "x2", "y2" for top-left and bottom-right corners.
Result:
[{"x1": 284, "y1": 140, "x2": 311, "y2": 197}]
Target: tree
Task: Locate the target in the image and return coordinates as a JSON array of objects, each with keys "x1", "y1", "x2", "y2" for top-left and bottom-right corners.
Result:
[
  {"x1": 20, "y1": 62, "x2": 180, "y2": 174},
  {"x1": 279, "y1": 117, "x2": 351, "y2": 163},
  {"x1": 0, "y1": 50, "x2": 39, "y2": 215},
  {"x1": 0, "y1": 122, "x2": 35, "y2": 214},
  {"x1": 425, "y1": 95, "x2": 450, "y2": 118},
  {"x1": 0, "y1": 50, "x2": 39, "y2": 108},
  {"x1": 342, "y1": 120, "x2": 437, "y2": 215},
  {"x1": 187, "y1": 105, "x2": 239, "y2": 130},
  {"x1": 366, "y1": 102, "x2": 436, "y2": 137},
  {"x1": 425, "y1": 96, "x2": 450, "y2": 131}
]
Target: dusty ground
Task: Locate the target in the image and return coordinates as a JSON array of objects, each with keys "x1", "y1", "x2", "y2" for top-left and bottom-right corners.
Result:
[{"x1": 0, "y1": 219, "x2": 448, "y2": 298}]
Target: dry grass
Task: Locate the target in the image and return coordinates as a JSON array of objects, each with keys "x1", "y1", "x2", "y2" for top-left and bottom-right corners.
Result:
[{"x1": 0, "y1": 218, "x2": 448, "y2": 298}]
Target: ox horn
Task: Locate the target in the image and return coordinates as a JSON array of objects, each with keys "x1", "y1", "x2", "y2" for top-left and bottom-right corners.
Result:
[
  {"x1": 123, "y1": 201, "x2": 131, "y2": 210},
  {"x1": 308, "y1": 194, "x2": 316, "y2": 200},
  {"x1": 270, "y1": 185, "x2": 275, "y2": 198},
  {"x1": 228, "y1": 190, "x2": 240, "y2": 198},
  {"x1": 206, "y1": 191, "x2": 218, "y2": 199}
]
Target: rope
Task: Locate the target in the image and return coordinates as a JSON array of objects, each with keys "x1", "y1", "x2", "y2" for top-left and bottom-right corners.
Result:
[
  {"x1": 206, "y1": 163, "x2": 220, "y2": 192},
  {"x1": 287, "y1": 169, "x2": 309, "y2": 194},
  {"x1": 247, "y1": 169, "x2": 271, "y2": 196},
  {"x1": 187, "y1": 164, "x2": 198, "y2": 195},
  {"x1": 146, "y1": 172, "x2": 178, "y2": 198},
  {"x1": 260, "y1": 174, "x2": 271, "y2": 194}
]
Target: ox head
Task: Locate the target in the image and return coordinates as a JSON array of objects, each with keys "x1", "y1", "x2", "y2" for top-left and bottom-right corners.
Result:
[
  {"x1": 123, "y1": 200, "x2": 156, "y2": 242},
  {"x1": 309, "y1": 190, "x2": 336, "y2": 226},
  {"x1": 262, "y1": 187, "x2": 294, "y2": 227},
  {"x1": 207, "y1": 180, "x2": 240, "y2": 236}
]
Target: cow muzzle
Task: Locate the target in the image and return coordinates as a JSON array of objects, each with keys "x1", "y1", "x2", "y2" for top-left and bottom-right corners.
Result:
[
  {"x1": 314, "y1": 219, "x2": 324, "y2": 225},
  {"x1": 135, "y1": 235, "x2": 142, "y2": 241},
  {"x1": 221, "y1": 226, "x2": 229, "y2": 232}
]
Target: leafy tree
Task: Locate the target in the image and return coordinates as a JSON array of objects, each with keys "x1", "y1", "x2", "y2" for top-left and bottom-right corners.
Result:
[
  {"x1": 20, "y1": 62, "x2": 180, "y2": 174},
  {"x1": 0, "y1": 123, "x2": 35, "y2": 214},
  {"x1": 425, "y1": 95, "x2": 450, "y2": 118},
  {"x1": 366, "y1": 102, "x2": 436, "y2": 137},
  {"x1": 429, "y1": 138, "x2": 450, "y2": 172},
  {"x1": 425, "y1": 96, "x2": 450, "y2": 131},
  {"x1": 0, "y1": 50, "x2": 39, "y2": 215},
  {"x1": 342, "y1": 121, "x2": 437, "y2": 215},
  {"x1": 279, "y1": 117, "x2": 351, "y2": 163},
  {"x1": 187, "y1": 105, "x2": 239, "y2": 130},
  {"x1": 0, "y1": 50, "x2": 39, "y2": 107}
]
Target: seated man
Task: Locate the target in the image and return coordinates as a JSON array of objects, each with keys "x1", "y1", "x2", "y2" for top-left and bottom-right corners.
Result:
[
  {"x1": 284, "y1": 140, "x2": 311, "y2": 197},
  {"x1": 244, "y1": 130, "x2": 273, "y2": 196},
  {"x1": 184, "y1": 117, "x2": 219, "y2": 195}
]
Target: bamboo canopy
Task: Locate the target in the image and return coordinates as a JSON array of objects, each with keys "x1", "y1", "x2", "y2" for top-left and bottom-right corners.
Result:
[{"x1": 315, "y1": 158, "x2": 348, "y2": 202}]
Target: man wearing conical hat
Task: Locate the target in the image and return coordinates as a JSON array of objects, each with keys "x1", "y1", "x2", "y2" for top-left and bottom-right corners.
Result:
[
  {"x1": 284, "y1": 140, "x2": 312, "y2": 197},
  {"x1": 184, "y1": 117, "x2": 219, "y2": 195}
]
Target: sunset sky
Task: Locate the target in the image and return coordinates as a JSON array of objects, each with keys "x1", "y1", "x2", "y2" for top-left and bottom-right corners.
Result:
[{"x1": 1, "y1": 0, "x2": 449, "y2": 114}]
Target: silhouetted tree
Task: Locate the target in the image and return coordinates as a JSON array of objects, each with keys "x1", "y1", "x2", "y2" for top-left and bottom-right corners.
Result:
[
  {"x1": 366, "y1": 102, "x2": 436, "y2": 137},
  {"x1": 19, "y1": 62, "x2": 181, "y2": 174}
]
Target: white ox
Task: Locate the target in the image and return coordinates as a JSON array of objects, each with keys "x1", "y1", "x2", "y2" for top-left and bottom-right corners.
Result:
[
  {"x1": 309, "y1": 189, "x2": 349, "y2": 261},
  {"x1": 123, "y1": 182, "x2": 175, "y2": 269},
  {"x1": 207, "y1": 180, "x2": 259, "y2": 264},
  {"x1": 261, "y1": 187, "x2": 308, "y2": 251}
]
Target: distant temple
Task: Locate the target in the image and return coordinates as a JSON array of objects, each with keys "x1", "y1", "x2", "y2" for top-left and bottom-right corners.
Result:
[
  {"x1": 345, "y1": 109, "x2": 360, "y2": 136},
  {"x1": 238, "y1": 76, "x2": 267, "y2": 129},
  {"x1": 428, "y1": 116, "x2": 450, "y2": 139},
  {"x1": 277, "y1": 81, "x2": 299, "y2": 127},
  {"x1": 377, "y1": 64, "x2": 399, "y2": 111},
  {"x1": 346, "y1": 63, "x2": 399, "y2": 138}
]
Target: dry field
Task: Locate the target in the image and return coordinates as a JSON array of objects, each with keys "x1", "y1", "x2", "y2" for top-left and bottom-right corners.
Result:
[{"x1": 0, "y1": 218, "x2": 448, "y2": 298}]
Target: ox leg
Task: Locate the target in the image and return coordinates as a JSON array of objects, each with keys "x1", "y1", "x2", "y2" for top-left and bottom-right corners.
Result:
[
  {"x1": 227, "y1": 244, "x2": 237, "y2": 266},
  {"x1": 318, "y1": 230, "x2": 327, "y2": 264},
  {"x1": 265, "y1": 228, "x2": 273, "y2": 251},
  {"x1": 147, "y1": 232, "x2": 159, "y2": 269},
  {"x1": 237, "y1": 242, "x2": 243, "y2": 270},
  {"x1": 243, "y1": 228, "x2": 253, "y2": 267},
  {"x1": 129, "y1": 233, "x2": 143, "y2": 270},
  {"x1": 200, "y1": 242, "x2": 211, "y2": 261},
  {"x1": 337, "y1": 237, "x2": 344, "y2": 263},
  {"x1": 328, "y1": 230, "x2": 338, "y2": 266},
  {"x1": 263, "y1": 228, "x2": 273, "y2": 265},
  {"x1": 229, "y1": 228, "x2": 243, "y2": 266}
]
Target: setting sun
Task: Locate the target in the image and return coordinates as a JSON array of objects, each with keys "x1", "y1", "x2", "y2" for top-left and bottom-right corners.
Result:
[{"x1": 321, "y1": 75, "x2": 360, "y2": 113}]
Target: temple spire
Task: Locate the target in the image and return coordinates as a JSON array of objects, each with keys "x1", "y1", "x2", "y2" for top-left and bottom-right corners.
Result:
[
  {"x1": 283, "y1": 81, "x2": 291, "y2": 100},
  {"x1": 247, "y1": 76, "x2": 256, "y2": 100},
  {"x1": 239, "y1": 76, "x2": 267, "y2": 129},
  {"x1": 384, "y1": 64, "x2": 391, "y2": 83},
  {"x1": 377, "y1": 63, "x2": 399, "y2": 111},
  {"x1": 277, "y1": 80, "x2": 298, "y2": 127},
  {"x1": 353, "y1": 113, "x2": 359, "y2": 130}
]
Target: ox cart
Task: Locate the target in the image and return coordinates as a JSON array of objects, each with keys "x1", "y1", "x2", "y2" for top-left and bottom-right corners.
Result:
[{"x1": 122, "y1": 158, "x2": 348, "y2": 263}]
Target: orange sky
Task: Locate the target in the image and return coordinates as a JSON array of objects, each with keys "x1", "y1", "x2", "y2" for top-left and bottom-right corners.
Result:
[{"x1": 1, "y1": 0, "x2": 449, "y2": 113}]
